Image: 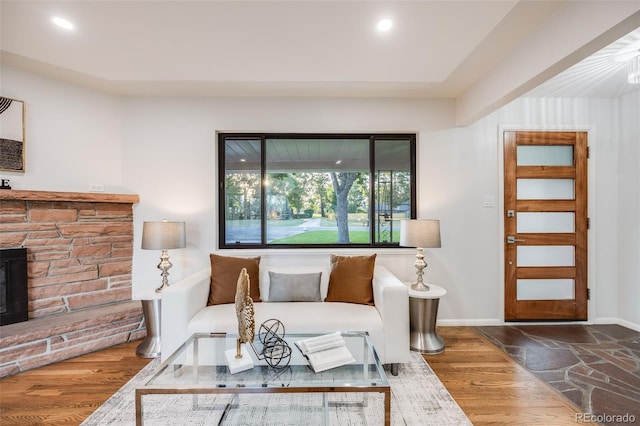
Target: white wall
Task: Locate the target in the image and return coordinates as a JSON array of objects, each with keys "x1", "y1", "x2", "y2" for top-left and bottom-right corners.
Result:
[
  {"x1": 120, "y1": 96, "x2": 457, "y2": 296},
  {"x1": 3, "y1": 64, "x2": 638, "y2": 329},
  {"x1": 461, "y1": 97, "x2": 627, "y2": 326},
  {"x1": 617, "y1": 91, "x2": 640, "y2": 328},
  {"x1": 414, "y1": 96, "x2": 635, "y2": 326},
  {"x1": 0, "y1": 66, "x2": 125, "y2": 193}
]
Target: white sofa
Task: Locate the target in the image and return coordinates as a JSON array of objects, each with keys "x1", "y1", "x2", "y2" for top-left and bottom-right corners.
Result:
[{"x1": 161, "y1": 264, "x2": 410, "y2": 374}]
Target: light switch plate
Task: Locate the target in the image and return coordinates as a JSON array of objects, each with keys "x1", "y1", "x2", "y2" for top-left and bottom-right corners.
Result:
[{"x1": 483, "y1": 195, "x2": 495, "y2": 208}]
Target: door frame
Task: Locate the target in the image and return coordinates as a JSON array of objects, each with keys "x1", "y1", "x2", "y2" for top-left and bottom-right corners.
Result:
[{"x1": 497, "y1": 125, "x2": 596, "y2": 323}]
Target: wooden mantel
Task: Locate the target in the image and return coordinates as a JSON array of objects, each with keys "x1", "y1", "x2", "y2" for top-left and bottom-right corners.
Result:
[{"x1": 0, "y1": 189, "x2": 140, "y2": 204}]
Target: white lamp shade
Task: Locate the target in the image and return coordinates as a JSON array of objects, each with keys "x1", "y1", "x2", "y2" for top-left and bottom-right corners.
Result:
[
  {"x1": 141, "y1": 221, "x2": 186, "y2": 250},
  {"x1": 400, "y1": 219, "x2": 441, "y2": 248}
]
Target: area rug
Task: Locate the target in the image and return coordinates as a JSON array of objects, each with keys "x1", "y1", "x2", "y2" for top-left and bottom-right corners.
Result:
[{"x1": 82, "y1": 351, "x2": 471, "y2": 425}]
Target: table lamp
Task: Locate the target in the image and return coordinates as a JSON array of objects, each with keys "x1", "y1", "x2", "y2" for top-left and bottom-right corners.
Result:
[
  {"x1": 400, "y1": 219, "x2": 441, "y2": 291},
  {"x1": 141, "y1": 220, "x2": 186, "y2": 292}
]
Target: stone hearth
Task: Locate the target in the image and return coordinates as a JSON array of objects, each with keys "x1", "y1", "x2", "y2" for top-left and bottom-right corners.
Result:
[{"x1": 0, "y1": 189, "x2": 144, "y2": 377}]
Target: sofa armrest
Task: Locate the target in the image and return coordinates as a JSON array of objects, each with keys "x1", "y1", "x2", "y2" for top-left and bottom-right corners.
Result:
[
  {"x1": 372, "y1": 265, "x2": 410, "y2": 364},
  {"x1": 160, "y1": 268, "x2": 210, "y2": 361}
]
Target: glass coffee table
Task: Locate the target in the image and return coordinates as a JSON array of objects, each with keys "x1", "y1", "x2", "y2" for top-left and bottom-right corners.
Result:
[{"x1": 135, "y1": 332, "x2": 390, "y2": 425}]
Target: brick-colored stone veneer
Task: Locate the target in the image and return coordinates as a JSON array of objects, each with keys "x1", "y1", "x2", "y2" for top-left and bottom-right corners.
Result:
[{"x1": 0, "y1": 190, "x2": 144, "y2": 377}]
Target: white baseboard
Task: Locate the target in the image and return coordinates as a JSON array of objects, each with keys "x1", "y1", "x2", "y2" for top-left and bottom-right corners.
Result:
[{"x1": 437, "y1": 319, "x2": 502, "y2": 326}]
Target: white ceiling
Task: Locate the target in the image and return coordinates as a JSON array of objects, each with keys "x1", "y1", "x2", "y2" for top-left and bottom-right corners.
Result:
[
  {"x1": 527, "y1": 26, "x2": 640, "y2": 98},
  {"x1": 1, "y1": 1, "x2": 639, "y2": 123}
]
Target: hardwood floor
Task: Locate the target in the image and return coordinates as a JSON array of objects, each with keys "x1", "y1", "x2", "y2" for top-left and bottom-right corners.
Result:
[
  {"x1": 0, "y1": 340, "x2": 151, "y2": 425},
  {"x1": 0, "y1": 328, "x2": 580, "y2": 425},
  {"x1": 427, "y1": 327, "x2": 581, "y2": 425}
]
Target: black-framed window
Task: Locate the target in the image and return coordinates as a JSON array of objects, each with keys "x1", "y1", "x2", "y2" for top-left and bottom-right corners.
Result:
[{"x1": 218, "y1": 133, "x2": 416, "y2": 249}]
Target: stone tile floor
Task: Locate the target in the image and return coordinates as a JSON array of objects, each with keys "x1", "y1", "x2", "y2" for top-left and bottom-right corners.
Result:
[{"x1": 476, "y1": 325, "x2": 640, "y2": 426}]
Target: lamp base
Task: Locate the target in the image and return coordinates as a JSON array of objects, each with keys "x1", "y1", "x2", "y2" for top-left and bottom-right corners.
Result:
[
  {"x1": 411, "y1": 281, "x2": 431, "y2": 291},
  {"x1": 411, "y1": 247, "x2": 430, "y2": 291},
  {"x1": 155, "y1": 249, "x2": 172, "y2": 293}
]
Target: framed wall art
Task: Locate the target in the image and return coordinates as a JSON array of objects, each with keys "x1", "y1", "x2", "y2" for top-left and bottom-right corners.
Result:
[{"x1": 0, "y1": 97, "x2": 26, "y2": 172}]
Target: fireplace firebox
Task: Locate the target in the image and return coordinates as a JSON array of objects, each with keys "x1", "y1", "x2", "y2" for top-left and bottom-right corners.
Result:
[{"x1": 0, "y1": 247, "x2": 28, "y2": 326}]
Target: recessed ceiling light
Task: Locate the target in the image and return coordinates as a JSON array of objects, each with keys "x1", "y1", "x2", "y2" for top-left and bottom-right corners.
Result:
[
  {"x1": 51, "y1": 16, "x2": 74, "y2": 31},
  {"x1": 335, "y1": 160, "x2": 343, "y2": 165},
  {"x1": 377, "y1": 19, "x2": 392, "y2": 32}
]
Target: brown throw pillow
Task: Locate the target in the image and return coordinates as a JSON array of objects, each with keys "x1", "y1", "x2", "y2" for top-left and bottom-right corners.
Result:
[
  {"x1": 207, "y1": 254, "x2": 261, "y2": 305},
  {"x1": 325, "y1": 254, "x2": 376, "y2": 305}
]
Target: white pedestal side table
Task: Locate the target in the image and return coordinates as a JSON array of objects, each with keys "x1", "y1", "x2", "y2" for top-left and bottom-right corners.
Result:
[
  {"x1": 406, "y1": 283, "x2": 447, "y2": 354},
  {"x1": 136, "y1": 290, "x2": 161, "y2": 358}
]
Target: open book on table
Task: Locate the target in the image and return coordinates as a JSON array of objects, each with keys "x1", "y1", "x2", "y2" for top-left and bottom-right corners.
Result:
[{"x1": 295, "y1": 332, "x2": 356, "y2": 373}]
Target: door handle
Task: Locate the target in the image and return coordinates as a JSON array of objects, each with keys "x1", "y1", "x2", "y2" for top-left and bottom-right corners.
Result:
[{"x1": 507, "y1": 236, "x2": 525, "y2": 244}]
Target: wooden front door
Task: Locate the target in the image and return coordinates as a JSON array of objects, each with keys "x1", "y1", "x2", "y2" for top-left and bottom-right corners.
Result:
[{"x1": 504, "y1": 131, "x2": 588, "y2": 321}]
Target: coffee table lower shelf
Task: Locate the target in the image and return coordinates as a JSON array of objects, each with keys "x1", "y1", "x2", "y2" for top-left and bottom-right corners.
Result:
[{"x1": 135, "y1": 385, "x2": 390, "y2": 425}]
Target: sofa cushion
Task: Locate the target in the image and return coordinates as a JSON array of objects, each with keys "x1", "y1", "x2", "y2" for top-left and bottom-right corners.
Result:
[
  {"x1": 268, "y1": 272, "x2": 322, "y2": 302},
  {"x1": 325, "y1": 254, "x2": 376, "y2": 305},
  {"x1": 187, "y1": 302, "x2": 386, "y2": 361},
  {"x1": 207, "y1": 254, "x2": 261, "y2": 305}
]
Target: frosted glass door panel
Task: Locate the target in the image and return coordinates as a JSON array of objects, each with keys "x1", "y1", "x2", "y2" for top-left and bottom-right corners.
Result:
[
  {"x1": 517, "y1": 279, "x2": 575, "y2": 300},
  {"x1": 517, "y1": 246, "x2": 575, "y2": 267},
  {"x1": 517, "y1": 212, "x2": 575, "y2": 233},
  {"x1": 517, "y1": 146, "x2": 574, "y2": 166},
  {"x1": 517, "y1": 179, "x2": 574, "y2": 200}
]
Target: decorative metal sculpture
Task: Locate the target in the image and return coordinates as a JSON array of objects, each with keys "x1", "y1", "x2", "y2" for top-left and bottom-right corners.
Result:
[
  {"x1": 262, "y1": 338, "x2": 292, "y2": 369},
  {"x1": 259, "y1": 318, "x2": 286, "y2": 344},
  {"x1": 251, "y1": 319, "x2": 292, "y2": 369},
  {"x1": 259, "y1": 319, "x2": 291, "y2": 368},
  {"x1": 234, "y1": 268, "x2": 255, "y2": 359}
]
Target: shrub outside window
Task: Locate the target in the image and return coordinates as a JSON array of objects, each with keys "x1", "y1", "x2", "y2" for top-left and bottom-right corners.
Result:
[{"x1": 219, "y1": 133, "x2": 416, "y2": 248}]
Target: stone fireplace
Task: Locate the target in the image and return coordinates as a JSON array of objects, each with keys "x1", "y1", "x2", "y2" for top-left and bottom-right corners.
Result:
[{"x1": 0, "y1": 189, "x2": 144, "y2": 377}]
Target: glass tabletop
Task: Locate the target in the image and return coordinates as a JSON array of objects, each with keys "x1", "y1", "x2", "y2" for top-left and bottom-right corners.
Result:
[{"x1": 142, "y1": 331, "x2": 389, "y2": 391}]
